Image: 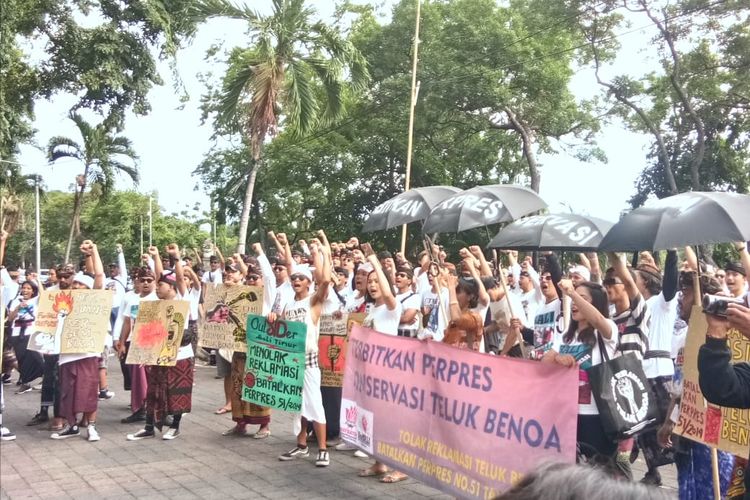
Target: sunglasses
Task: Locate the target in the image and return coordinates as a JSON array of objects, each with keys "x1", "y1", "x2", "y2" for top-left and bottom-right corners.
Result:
[
  {"x1": 139, "y1": 278, "x2": 154, "y2": 284},
  {"x1": 290, "y1": 274, "x2": 308, "y2": 282}
]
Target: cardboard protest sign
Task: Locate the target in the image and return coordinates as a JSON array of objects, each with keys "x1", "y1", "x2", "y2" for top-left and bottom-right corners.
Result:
[
  {"x1": 29, "y1": 290, "x2": 113, "y2": 355},
  {"x1": 126, "y1": 300, "x2": 190, "y2": 366},
  {"x1": 319, "y1": 312, "x2": 365, "y2": 387},
  {"x1": 242, "y1": 314, "x2": 306, "y2": 412},
  {"x1": 342, "y1": 325, "x2": 578, "y2": 498},
  {"x1": 199, "y1": 284, "x2": 262, "y2": 352},
  {"x1": 675, "y1": 306, "x2": 750, "y2": 457}
]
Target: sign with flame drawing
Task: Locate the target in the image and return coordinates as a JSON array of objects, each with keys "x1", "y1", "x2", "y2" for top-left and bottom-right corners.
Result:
[
  {"x1": 29, "y1": 290, "x2": 114, "y2": 355},
  {"x1": 318, "y1": 313, "x2": 365, "y2": 387},
  {"x1": 126, "y1": 300, "x2": 190, "y2": 366}
]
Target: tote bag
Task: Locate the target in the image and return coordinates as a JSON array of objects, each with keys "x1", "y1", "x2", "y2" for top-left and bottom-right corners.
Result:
[{"x1": 588, "y1": 333, "x2": 658, "y2": 440}]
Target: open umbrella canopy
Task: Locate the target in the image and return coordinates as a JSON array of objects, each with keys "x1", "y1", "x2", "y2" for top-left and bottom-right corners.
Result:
[
  {"x1": 362, "y1": 186, "x2": 462, "y2": 232},
  {"x1": 421, "y1": 184, "x2": 547, "y2": 234},
  {"x1": 488, "y1": 214, "x2": 614, "y2": 251},
  {"x1": 598, "y1": 191, "x2": 750, "y2": 252}
]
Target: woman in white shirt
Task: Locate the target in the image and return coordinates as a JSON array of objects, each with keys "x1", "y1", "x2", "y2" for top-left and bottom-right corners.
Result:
[
  {"x1": 8, "y1": 280, "x2": 42, "y2": 393},
  {"x1": 543, "y1": 279, "x2": 619, "y2": 462},
  {"x1": 359, "y1": 249, "x2": 406, "y2": 483}
]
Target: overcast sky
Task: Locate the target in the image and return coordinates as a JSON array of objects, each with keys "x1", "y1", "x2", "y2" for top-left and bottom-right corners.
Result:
[{"x1": 16, "y1": 0, "x2": 661, "y2": 227}]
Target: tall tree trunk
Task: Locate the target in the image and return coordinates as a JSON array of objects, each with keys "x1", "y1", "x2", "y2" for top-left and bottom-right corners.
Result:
[
  {"x1": 236, "y1": 160, "x2": 259, "y2": 254},
  {"x1": 64, "y1": 187, "x2": 83, "y2": 264},
  {"x1": 504, "y1": 107, "x2": 540, "y2": 193}
]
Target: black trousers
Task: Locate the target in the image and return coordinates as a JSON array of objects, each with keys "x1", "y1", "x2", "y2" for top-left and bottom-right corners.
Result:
[
  {"x1": 321, "y1": 386, "x2": 342, "y2": 440},
  {"x1": 41, "y1": 354, "x2": 61, "y2": 417},
  {"x1": 11, "y1": 335, "x2": 44, "y2": 384}
]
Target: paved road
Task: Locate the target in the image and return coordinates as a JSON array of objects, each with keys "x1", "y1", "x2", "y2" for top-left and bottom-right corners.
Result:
[{"x1": 1, "y1": 360, "x2": 677, "y2": 499}]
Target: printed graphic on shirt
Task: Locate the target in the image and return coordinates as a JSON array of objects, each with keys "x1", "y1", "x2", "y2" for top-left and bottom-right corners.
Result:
[
  {"x1": 559, "y1": 343, "x2": 593, "y2": 405},
  {"x1": 530, "y1": 309, "x2": 565, "y2": 360}
]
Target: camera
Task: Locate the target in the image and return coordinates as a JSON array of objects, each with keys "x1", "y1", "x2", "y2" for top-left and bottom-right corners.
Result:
[{"x1": 702, "y1": 294, "x2": 745, "y2": 318}]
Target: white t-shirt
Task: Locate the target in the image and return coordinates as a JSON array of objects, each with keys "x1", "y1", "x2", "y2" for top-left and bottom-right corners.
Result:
[
  {"x1": 186, "y1": 286, "x2": 201, "y2": 322},
  {"x1": 519, "y1": 288, "x2": 543, "y2": 329},
  {"x1": 643, "y1": 293, "x2": 677, "y2": 379},
  {"x1": 421, "y1": 288, "x2": 449, "y2": 342},
  {"x1": 530, "y1": 299, "x2": 567, "y2": 360},
  {"x1": 395, "y1": 291, "x2": 421, "y2": 332},
  {"x1": 172, "y1": 292, "x2": 194, "y2": 360},
  {"x1": 202, "y1": 268, "x2": 223, "y2": 285},
  {"x1": 552, "y1": 320, "x2": 619, "y2": 415},
  {"x1": 284, "y1": 296, "x2": 319, "y2": 354},
  {"x1": 273, "y1": 281, "x2": 295, "y2": 315},
  {"x1": 364, "y1": 302, "x2": 402, "y2": 336}
]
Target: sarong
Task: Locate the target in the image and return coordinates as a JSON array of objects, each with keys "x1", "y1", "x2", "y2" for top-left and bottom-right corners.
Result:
[
  {"x1": 231, "y1": 352, "x2": 271, "y2": 425},
  {"x1": 58, "y1": 357, "x2": 99, "y2": 423},
  {"x1": 145, "y1": 358, "x2": 193, "y2": 427}
]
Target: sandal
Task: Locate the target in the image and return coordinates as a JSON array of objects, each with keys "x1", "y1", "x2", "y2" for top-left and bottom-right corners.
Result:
[
  {"x1": 253, "y1": 428, "x2": 271, "y2": 439},
  {"x1": 358, "y1": 466, "x2": 389, "y2": 477},
  {"x1": 214, "y1": 406, "x2": 231, "y2": 415},
  {"x1": 380, "y1": 472, "x2": 409, "y2": 484}
]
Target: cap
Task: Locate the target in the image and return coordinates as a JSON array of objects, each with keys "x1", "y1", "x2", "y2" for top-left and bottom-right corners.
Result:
[
  {"x1": 291, "y1": 267, "x2": 313, "y2": 281},
  {"x1": 725, "y1": 261, "x2": 746, "y2": 277},
  {"x1": 73, "y1": 272, "x2": 95, "y2": 289},
  {"x1": 224, "y1": 263, "x2": 239, "y2": 273},
  {"x1": 395, "y1": 267, "x2": 414, "y2": 279},
  {"x1": 569, "y1": 265, "x2": 591, "y2": 282}
]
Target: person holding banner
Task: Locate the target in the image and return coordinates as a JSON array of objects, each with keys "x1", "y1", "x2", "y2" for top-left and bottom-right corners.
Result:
[
  {"x1": 221, "y1": 243, "x2": 272, "y2": 439},
  {"x1": 657, "y1": 272, "x2": 735, "y2": 499},
  {"x1": 52, "y1": 241, "x2": 106, "y2": 442},
  {"x1": 127, "y1": 244, "x2": 193, "y2": 441},
  {"x1": 275, "y1": 234, "x2": 332, "y2": 467},
  {"x1": 543, "y1": 279, "x2": 619, "y2": 464},
  {"x1": 358, "y1": 246, "x2": 408, "y2": 482},
  {"x1": 117, "y1": 266, "x2": 158, "y2": 424}
]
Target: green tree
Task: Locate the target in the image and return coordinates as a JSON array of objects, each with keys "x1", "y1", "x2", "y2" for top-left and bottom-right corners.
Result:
[
  {"x1": 47, "y1": 112, "x2": 138, "y2": 262},
  {"x1": 190, "y1": 0, "x2": 369, "y2": 252},
  {"x1": 579, "y1": 0, "x2": 750, "y2": 205},
  {"x1": 1, "y1": 0, "x2": 199, "y2": 159}
]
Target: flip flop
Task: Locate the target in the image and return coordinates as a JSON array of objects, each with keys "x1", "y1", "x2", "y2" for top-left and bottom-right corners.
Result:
[
  {"x1": 380, "y1": 472, "x2": 409, "y2": 484},
  {"x1": 253, "y1": 429, "x2": 271, "y2": 439},
  {"x1": 214, "y1": 407, "x2": 231, "y2": 415},
  {"x1": 358, "y1": 467, "x2": 389, "y2": 478}
]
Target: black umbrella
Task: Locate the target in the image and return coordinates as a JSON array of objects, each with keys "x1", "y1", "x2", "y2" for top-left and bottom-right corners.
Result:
[
  {"x1": 598, "y1": 191, "x2": 750, "y2": 252},
  {"x1": 488, "y1": 213, "x2": 614, "y2": 251},
  {"x1": 421, "y1": 184, "x2": 547, "y2": 234},
  {"x1": 362, "y1": 186, "x2": 462, "y2": 232}
]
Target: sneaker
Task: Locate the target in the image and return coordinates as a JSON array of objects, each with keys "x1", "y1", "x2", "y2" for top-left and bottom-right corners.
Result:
[
  {"x1": 162, "y1": 428, "x2": 180, "y2": 440},
  {"x1": 315, "y1": 449, "x2": 330, "y2": 467},
  {"x1": 335, "y1": 442, "x2": 357, "y2": 451},
  {"x1": 87, "y1": 425, "x2": 100, "y2": 442},
  {"x1": 32, "y1": 384, "x2": 43, "y2": 391},
  {"x1": 15, "y1": 384, "x2": 32, "y2": 395},
  {"x1": 354, "y1": 450, "x2": 368, "y2": 458},
  {"x1": 126, "y1": 429, "x2": 155, "y2": 441},
  {"x1": 120, "y1": 409, "x2": 146, "y2": 424},
  {"x1": 26, "y1": 412, "x2": 50, "y2": 426},
  {"x1": 279, "y1": 446, "x2": 309, "y2": 461},
  {"x1": 98, "y1": 389, "x2": 115, "y2": 400},
  {"x1": 51, "y1": 425, "x2": 80, "y2": 440},
  {"x1": 1, "y1": 374, "x2": 11, "y2": 385},
  {"x1": 1, "y1": 427, "x2": 16, "y2": 441}
]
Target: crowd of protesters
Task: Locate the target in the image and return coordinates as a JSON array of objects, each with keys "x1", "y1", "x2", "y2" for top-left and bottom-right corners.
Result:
[{"x1": 2, "y1": 227, "x2": 750, "y2": 498}]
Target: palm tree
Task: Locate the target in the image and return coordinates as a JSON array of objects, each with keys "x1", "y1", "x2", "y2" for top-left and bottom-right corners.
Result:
[
  {"x1": 191, "y1": 0, "x2": 369, "y2": 253},
  {"x1": 47, "y1": 112, "x2": 139, "y2": 262}
]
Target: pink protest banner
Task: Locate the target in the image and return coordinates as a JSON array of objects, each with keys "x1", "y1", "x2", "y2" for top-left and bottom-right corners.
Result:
[{"x1": 341, "y1": 325, "x2": 578, "y2": 498}]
